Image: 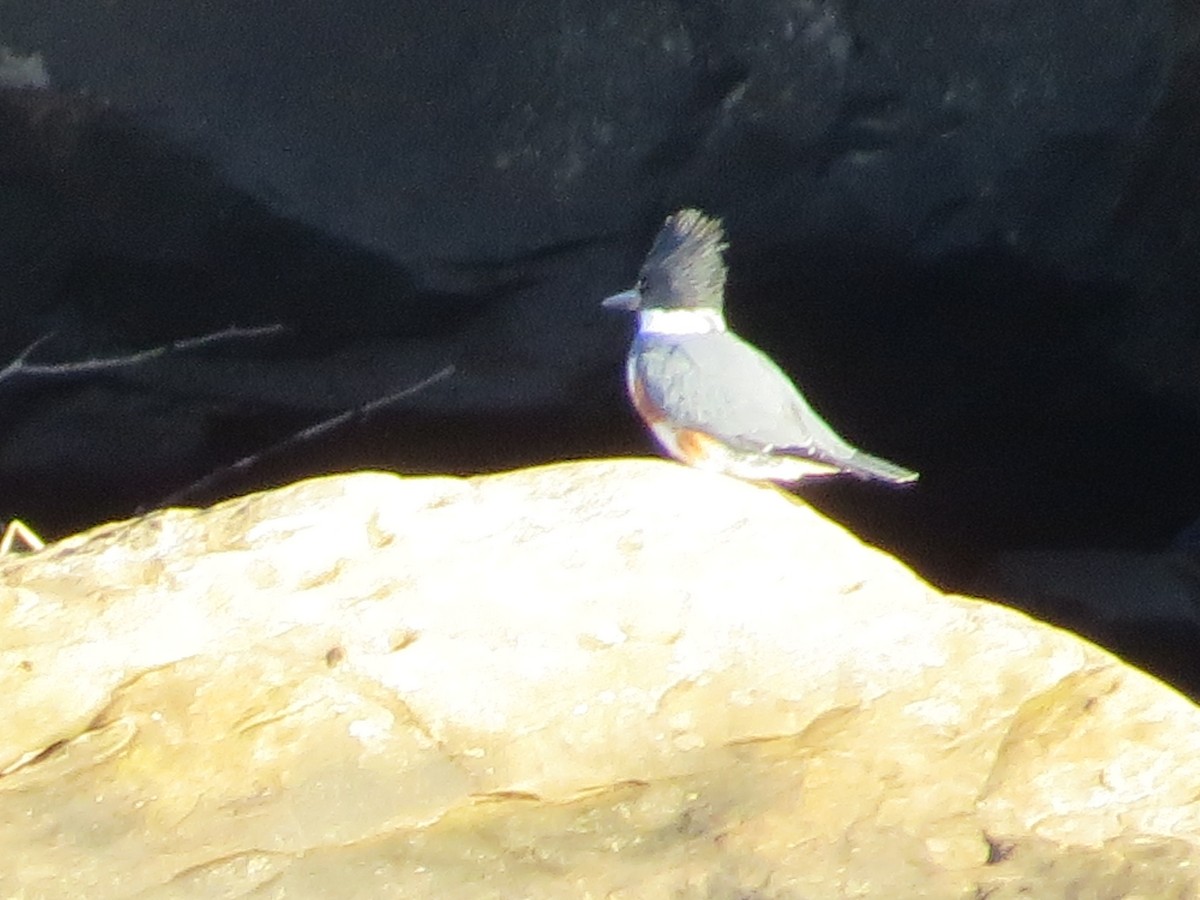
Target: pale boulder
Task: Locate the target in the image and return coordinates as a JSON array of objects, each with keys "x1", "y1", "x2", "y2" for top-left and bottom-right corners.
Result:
[{"x1": 1, "y1": 459, "x2": 1198, "y2": 898}]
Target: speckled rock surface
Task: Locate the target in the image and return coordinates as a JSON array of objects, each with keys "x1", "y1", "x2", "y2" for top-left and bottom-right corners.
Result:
[{"x1": 1, "y1": 460, "x2": 1198, "y2": 898}]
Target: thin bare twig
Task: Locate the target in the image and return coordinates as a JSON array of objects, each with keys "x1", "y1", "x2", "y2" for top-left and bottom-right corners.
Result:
[
  {"x1": 0, "y1": 324, "x2": 285, "y2": 383},
  {"x1": 152, "y1": 363, "x2": 456, "y2": 509},
  {"x1": 0, "y1": 331, "x2": 58, "y2": 383},
  {"x1": 0, "y1": 519, "x2": 45, "y2": 555}
]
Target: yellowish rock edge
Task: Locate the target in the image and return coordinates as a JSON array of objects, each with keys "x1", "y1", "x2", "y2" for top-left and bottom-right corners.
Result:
[{"x1": 1, "y1": 460, "x2": 1197, "y2": 898}]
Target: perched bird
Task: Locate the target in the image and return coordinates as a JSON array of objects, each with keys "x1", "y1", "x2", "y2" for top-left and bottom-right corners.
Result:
[{"x1": 602, "y1": 208, "x2": 918, "y2": 485}]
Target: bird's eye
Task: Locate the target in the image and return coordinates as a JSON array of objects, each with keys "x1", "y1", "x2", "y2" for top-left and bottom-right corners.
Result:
[{"x1": 636, "y1": 276, "x2": 648, "y2": 292}]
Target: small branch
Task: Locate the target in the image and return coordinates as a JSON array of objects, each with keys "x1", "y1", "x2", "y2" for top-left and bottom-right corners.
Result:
[
  {"x1": 167, "y1": 324, "x2": 286, "y2": 353},
  {"x1": 0, "y1": 324, "x2": 285, "y2": 384},
  {"x1": 0, "y1": 331, "x2": 58, "y2": 383},
  {"x1": 153, "y1": 363, "x2": 456, "y2": 508},
  {"x1": 0, "y1": 519, "x2": 45, "y2": 555}
]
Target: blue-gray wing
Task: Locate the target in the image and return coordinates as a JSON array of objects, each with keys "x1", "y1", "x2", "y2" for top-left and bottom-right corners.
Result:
[
  {"x1": 631, "y1": 331, "x2": 861, "y2": 462},
  {"x1": 632, "y1": 331, "x2": 919, "y2": 483},
  {"x1": 631, "y1": 332, "x2": 919, "y2": 483}
]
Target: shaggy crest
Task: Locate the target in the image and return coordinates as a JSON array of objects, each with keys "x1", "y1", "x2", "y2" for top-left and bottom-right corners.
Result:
[{"x1": 638, "y1": 208, "x2": 729, "y2": 310}]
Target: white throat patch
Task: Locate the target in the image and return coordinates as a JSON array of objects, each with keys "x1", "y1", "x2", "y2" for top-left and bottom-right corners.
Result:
[{"x1": 637, "y1": 307, "x2": 727, "y2": 336}]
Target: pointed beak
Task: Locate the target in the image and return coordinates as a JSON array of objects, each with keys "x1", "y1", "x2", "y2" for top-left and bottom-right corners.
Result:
[{"x1": 601, "y1": 288, "x2": 640, "y2": 311}]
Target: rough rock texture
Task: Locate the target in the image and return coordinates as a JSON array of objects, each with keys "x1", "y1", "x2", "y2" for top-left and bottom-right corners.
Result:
[
  {"x1": 2, "y1": 459, "x2": 1198, "y2": 898},
  {"x1": 979, "y1": 546, "x2": 1200, "y2": 699}
]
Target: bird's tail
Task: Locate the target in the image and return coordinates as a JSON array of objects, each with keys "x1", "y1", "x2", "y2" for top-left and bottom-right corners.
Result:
[{"x1": 840, "y1": 450, "x2": 919, "y2": 485}]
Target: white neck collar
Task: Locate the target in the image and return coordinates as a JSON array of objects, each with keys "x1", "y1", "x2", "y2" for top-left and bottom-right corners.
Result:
[{"x1": 637, "y1": 307, "x2": 727, "y2": 336}]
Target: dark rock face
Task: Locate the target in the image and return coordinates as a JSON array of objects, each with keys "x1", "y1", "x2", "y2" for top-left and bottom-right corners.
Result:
[
  {"x1": 2, "y1": 1, "x2": 1172, "y2": 265},
  {"x1": 3, "y1": 0, "x2": 1200, "y2": 691}
]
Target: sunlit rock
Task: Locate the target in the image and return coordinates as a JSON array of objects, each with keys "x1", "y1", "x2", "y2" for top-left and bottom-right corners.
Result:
[{"x1": 1, "y1": 460, "x2": 1197, "y2": 898}]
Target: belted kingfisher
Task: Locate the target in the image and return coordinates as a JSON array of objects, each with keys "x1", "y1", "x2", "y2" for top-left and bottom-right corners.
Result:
[{"x1": 603, "y1": 208, "x2": 918, "y2": 485}]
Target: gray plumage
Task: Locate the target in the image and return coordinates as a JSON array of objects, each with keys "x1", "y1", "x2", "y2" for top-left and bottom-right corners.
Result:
[
  {"x1": 605, "y1": 207, "x2": 919, "y2": 485},
  {"x1": 630, "y1": 329, "x2": 918, "y2": 483}
]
